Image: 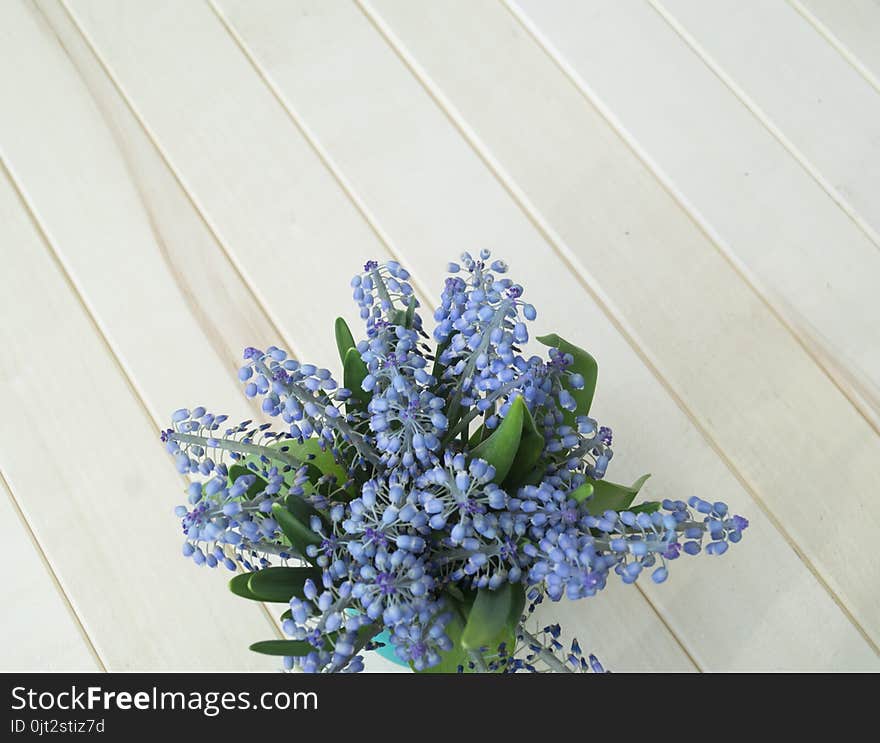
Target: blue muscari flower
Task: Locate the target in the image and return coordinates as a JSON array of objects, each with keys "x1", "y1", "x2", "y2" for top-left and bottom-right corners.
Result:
[
  {"x1": 162, "y1": 253, "x2": 748, "y2": 673},
  {"x1": 350, "y1": 547, "x2": 435, "y2": 626},
  {"x1": 282, "y1": 581, "x2": 380, "y2": 673},
  {"x1": 238, "y1": 345, "x2": 381, "y2": 469},
  {"x1": 351, "y1": 260, "x2": 447, "y2": 475},
  {"x1": 415, "y1": 451, "x2": 527, "y2": 588},
  {"x1": 433, "y1": 250, "x2": 535, "y2": 423},
  {"x1": 351, "y1": 259, "x2": 422, "y2": 338},
  {"x1": 360, "y1": 324, "x2": 447, "y2": 474},
  {"x1": 521, "y1": 489, "x2": 748, "y2": 599},
  {"x1": 388, "y1": 604, "x2": 454, "y2": 671},
  {"x1": 507, "y1": 351, "x2": 614, "y2": 480},
  {"x1": 162, "y1": 407, "x2": 307, "y2": 568}
]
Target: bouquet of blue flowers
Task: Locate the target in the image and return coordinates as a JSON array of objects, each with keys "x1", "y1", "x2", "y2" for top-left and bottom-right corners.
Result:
[{"x1": 162, "y1": 252, "x2": 747, "y2": 673}]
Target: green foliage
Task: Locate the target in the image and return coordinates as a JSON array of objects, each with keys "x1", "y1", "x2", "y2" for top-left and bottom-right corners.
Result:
[
  {"x1": 273, "y1": 497, "x2": 321, "y2": 564},
  {"x1": 460, "y1": 583, "x2": 515, "y2": 651},
  {"x1": 247, "y1": 566, "x2": 322, "y2": 603},
  {"x1": 334, "y1": 316, "x2": 356, "y2": 363},
  {"x1": 585, "y1": 473, "x2": 652, "y2": 513},
  {"x1": 471, "y1": 396, "x2": 525, "y2": 483},
  {"x1": 503, "y1": 403, "x2": 544, "y2": 489},
  {"x1": 228, "y1": 572, "x2": 270, "y2": 602},
  {"x1": 343, "y1": 347, "x2": 369, "y2": 414},
  {"x1": 250, "y1": 639, "x2": 320, "y2": 657}
]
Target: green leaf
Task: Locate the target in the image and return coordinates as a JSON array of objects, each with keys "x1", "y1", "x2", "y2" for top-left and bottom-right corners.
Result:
[
  {"x1": 471, "y1": 397, "x2": 525, "y2": 483},
  {"x1": 271, "y1": 437, "x2": 348, "y2": 492},
  {"x1": 536, "y1": 334, "x2": 598, "y2": 422},
  {"x1": 403, "y1": 296, "x2": 417, "y2": 329},
  {"x1": 343, "y1": 347, "x2": 369, "y2": 414},
  {"x1": 247, "y1": 566, "x2": 322, "y2": 603},
  {"x1": 229, "y1": 572, "x2": 273, "y2": 602},
  {"x1": 250, "y1": 639, "x2": 318, "y2": 657},
  {"x1": 467, "y1": 423, "x2": 488, "y2": 448},
  {"x1": 461, "y1": 583, "x2": 514, "y2": 651},
  {"x1": 502, "y1": 403, "x2": 545, "y2": 489},
  {"x1": 506, "y1": 583, "x2": 526, "y2": 631},
  {"x1": 334, "y1": 317, "x2": 356, "y2": 364},
  {"x1": 585, "y1": 474, "x2": 652, "y2": 513},
  {"x1": 630, "y1": 501, "x2": 661, "y2": 515},
  {"x1": 273, "y1": 501, "x2": 321, "y2": 563}
]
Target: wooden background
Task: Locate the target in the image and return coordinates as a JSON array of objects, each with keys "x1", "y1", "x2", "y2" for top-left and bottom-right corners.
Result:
[{"x1": 2, "y1": 0, "x2": 878, "y2": 672}]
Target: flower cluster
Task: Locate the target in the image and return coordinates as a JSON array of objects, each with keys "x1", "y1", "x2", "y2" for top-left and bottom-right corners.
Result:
[{"x1": 162, "y1": 251, "x2": 747, "y2": 673}]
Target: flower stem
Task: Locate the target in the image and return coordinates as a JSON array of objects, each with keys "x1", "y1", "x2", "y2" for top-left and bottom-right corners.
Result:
[
  {"x1": 169, "y1": 432, "x2": 304, "y2": 469},
  {"x1": 520, "y1": 627, "x2": 573, "y2": 673}
]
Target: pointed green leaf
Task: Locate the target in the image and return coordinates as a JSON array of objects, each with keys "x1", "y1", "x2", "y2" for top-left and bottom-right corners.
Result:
[
  {"x1": 247, "y1": 566, "x2": 322, "y2": 603},
  {"x1": 250, "y1": 639, "x2": 318, "y2": 657},
  {"x1": 471, "y1": 397, "x2": 525, "y2": 483},
  {"x1": 334, "y1": 317, "x2": 357, "y2": 364},
  {"x1": 503, "y1": 403, "x2": 545, "y2": 489},
  {"x1": 461, "y1": 583, "x2": 514, "y2": 651},
  {"x1": 585, "y1": 474, "x2": 652, "y2": 513},
  {"x1": 273, "y1": 501, "x2": 321, "y2": 563},
  {"x1": 536, "y1": 334, "x2": 598, "y2": 421},
  {"x1": 229, "y1": 572, "x2": 274, "y2": 602},
  {"x1": 343, "y1": 347, "x2": 369, "y2": 414}
]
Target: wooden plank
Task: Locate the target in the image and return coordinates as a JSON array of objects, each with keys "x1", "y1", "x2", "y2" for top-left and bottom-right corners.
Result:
[
  {"x1": 654, "y1": 0, "x2": 880, "y2": 243},
  {"x1": 61, "y1": 0, "x2": 696, "y2": 670},
  {"x1": 3, "y1": 0, "x2": 404, "y2": 673},
  {"x1": 0, "y1": 473, "x2": 100, "y2": 671},
  {"x1": 216, "y1": 0, "x2": 875, "y2": 669},
  {"x1": 360, "y1": 0, "x2": 880, "y2": 655},
  {"x1": 0, "y1": 165, "x2": 277, "y2": 671},
  {"x1": 795, "y1": 0, "x2": 880, "y2": 93},
  {"x1": 506, "y1": 0, "x2": 880, "y2": 436}
]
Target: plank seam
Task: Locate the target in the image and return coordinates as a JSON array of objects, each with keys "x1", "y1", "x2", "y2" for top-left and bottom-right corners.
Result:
[
  {"x1": 207, "y1": 0, "x2": 437, "y2": 315},
  {"x1": 33, "y1": 0, "x2": 322, "y2": 645},
  {"x1": 51, "y1": 0, "x2": 306, "y2": 367},
  {"x1": 787, "y1": 0, "x2": 880, "y2": 96},
  {"x1": 355, "y1": 0, "x2": 879, "y2": 656},
  {"x1": 211, "y1": 0, "x2": 700, "y2": 671},
  {"x1": 647, "y1": 0, "x2": 880, "y2": 252},
  {"x1": 0, "y1": 151, "x2": 286, "y2": 656},
  {"x1": 502, "y1": 2, "x2": 880, "y2": 435},
  {"x1": 0, "y1": 467, "x2": 106, "y2": 671}
]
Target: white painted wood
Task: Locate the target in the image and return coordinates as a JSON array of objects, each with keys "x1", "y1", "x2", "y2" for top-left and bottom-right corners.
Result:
[
  {"x1": 61, "y1": 0, "x2": 697, "y2": 670},
  {"x1": 655, "y1": 0, "x2": 880, "y2": 243},
  {"x1": 0, "y1": 166, "x2": 276, "y2": 671},
  {"x1": 216, "y1": 0, "x2": 877, "y2": 670},
  {"x1": 361, "y1": 0, "x2": 880, "y2": 653},
  {"x1": 509, "y1": 0, "x2": 880, "y2": 435},
  {"x1": 795, "y1": 0, "x2": 880, "y2": 92},
  {"x1": 2, "y1": 0, "x2": 403, "y2": 674},
  {"x1": 0, "y1": 474, "x2": 100, "y2": 671}
]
